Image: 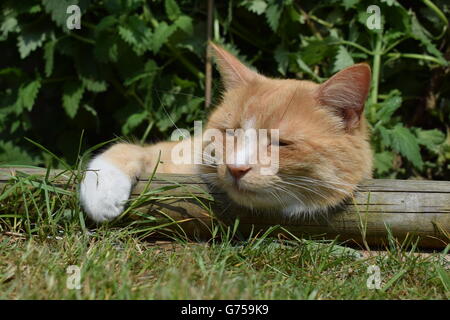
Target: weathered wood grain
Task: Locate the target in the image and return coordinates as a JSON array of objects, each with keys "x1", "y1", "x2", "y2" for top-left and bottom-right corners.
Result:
[{"x1": 1, "y1": 167, "x2": 449, "y2": 248}]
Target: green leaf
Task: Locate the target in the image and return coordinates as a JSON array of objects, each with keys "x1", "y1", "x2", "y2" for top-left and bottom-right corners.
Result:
[
  {"x1": 151, "y1": 22, "x2": 176, "y2": 54},
  {"x1": 62, "y1": 81, "x2": 84, "y2": 118},
  {"x1": 17, "y1": 28, "x2": 47, "y2": 59},
  {"x1": 174, "y1": 15, "x2": 193, "y2": 35},
  {"x1": 415, "y1": 128, "x2": 445, "y2": 153},
  {"x1": 300, "y1": 38, "x2": 335, "y2": 66},
  {"x1": 245, "y1": 0, "x2": 268, "y2": 15},
  {"x1": 274, "y1": 46, "x2": 289, "y2": 76},
  {"x1": 165, "y1": 0, "x2": 181, "y2": 21},
  {"x1": 75, "y1": 46, "x2": 108, "y2": 92},
  {"x1": 343, "y1": 0, "x2": 359, "y2": 10},
  {"x1": 124, "y1": 60, "x2": 158, "y2": 86},
  {"x1": 410, "y1": 13, "x2": 447, "y2": 66},
  {"x1": 122, "y1": 111, "x2": 148, "y2": 135},
  {"x1": 17, "y1": 79, "x2": 41, "y2": 112},
  {"x1": 376, "y1": 91, "x2": 402, "y2": 123},
  {"x1": 332, "y1": 46, "x2": 354, "y2": 72},
  {"x1": 265, "y1": 3, "x2": 282, "y2": 31},
  {"x1": 80, "y1": 77, "x2": 107, "y2": 93},
  {"x1": 44, "y1": 39, "x2": 56, "y2": 77},
  {"x1": 374, "y1": 151, "x2": 394, "y2": 175},
  {"x1": 390, "y1": 124, "x2": 423, "y2": 169},
  {"x1": 378, "y1": 126, "x2": 391, "y2": 147},
  {"x1": 0, "y1": 141, "x2": 37, "y2": 165},
  {"x1": 42, "y1": 0, "x2": 85, "y2": 28},
  {"x1": 118, "y1": 16, "x2": 152, "y2": 55},
  {"x1": 1, "y1": 16, "x2": 19, "y2": 38}
]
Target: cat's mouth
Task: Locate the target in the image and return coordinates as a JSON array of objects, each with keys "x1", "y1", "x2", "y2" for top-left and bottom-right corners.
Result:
[{"x1": 226, "y1": 182, "x2": 275, "y2": 201}]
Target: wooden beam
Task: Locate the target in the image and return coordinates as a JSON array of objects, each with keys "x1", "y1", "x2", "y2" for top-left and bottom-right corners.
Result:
[{"x1": 1, "y1": 168, "x2": 449, "y2": 248}]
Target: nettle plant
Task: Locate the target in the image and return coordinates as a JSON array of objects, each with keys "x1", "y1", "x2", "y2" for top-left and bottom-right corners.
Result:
[{"x1": 0, "y1": 0, "x2": 449, "y2": 179}]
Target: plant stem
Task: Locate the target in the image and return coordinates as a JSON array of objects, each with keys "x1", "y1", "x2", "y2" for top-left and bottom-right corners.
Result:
[
  {"x1": 331, "y1": 40, "x2": 373, "y2": 55},
  {"x1": 205, "y1": 0, "x2": 214, "y2": 108},
  {"x1": 140, "y1": 121, "x2": 154, "y2": 145},
  {"x1": 422, "y1": 0, "x2": 448, "y2": 25},
  {"x1": 370, "y1": 32, "x2": 383, "y2": 120},
  {"x1": 386, "y1": 53, "x2": 447, "y2": 66},
  {"x1": 68, "y1": 33, "x2": 95, "y2": 45}
]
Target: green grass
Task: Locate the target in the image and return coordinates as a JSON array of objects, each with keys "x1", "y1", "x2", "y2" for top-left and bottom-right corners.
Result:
[
  {"x1": 0, "y1": 144, "x2": 449, "y2": 299},
  {"x1": 0, "y1": 228, "x2": 449, "y2": 299}
]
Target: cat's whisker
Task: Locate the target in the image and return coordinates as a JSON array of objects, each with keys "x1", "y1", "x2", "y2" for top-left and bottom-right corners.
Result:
[
  {"x1": 280, "y1": 174, "x2": 354, "y2": 188},
  {"x1": 279, "y1": 176, "x2": 353, "y2": 194},
  {"x1": 272, "y1": 185, "x2": 306, "y2": 207},
  {"x1": 268, "y1": 190, "x2": 285, "y2": 208},
  {"x1": 278, "y1": 180, "x2": 330, "y2": 201}
]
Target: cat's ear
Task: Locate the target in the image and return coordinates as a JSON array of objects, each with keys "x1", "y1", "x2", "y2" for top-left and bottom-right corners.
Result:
[
  {"x1": 209, "y1": 42, "x2": 261, "y2": 90},
  {"x1": 317, "y1": 63, "x2": 371, "y2": 131}
]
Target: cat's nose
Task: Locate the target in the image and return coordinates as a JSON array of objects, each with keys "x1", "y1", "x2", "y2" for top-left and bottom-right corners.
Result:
[{"x1": 227, "y1": 165, "x2": 251, "y2": 180}]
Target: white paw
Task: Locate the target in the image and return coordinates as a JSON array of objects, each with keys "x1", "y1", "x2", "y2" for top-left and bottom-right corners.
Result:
[{"x1": 80, "y1": 157, "x2": 133, "y2": 222}]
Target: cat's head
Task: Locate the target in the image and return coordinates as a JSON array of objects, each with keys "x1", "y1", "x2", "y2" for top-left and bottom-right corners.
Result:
[{"x1": 203, "y1": 43, "x2": 372, "y2": 216}]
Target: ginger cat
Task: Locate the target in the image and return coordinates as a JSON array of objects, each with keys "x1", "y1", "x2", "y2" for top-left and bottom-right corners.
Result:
[{"x1": 80, "y1": 43, "x2": 372, "y2": 222}]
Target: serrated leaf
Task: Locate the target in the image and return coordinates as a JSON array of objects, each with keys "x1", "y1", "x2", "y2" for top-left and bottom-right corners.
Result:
[
  {"x1": 44, "y1": 39, "x2": 56, "y2": 77},
  {"x1": 17, "y1": 29, "x2": 47, "y2": 59},
  {"x1": 415, "y1": 128, "x2": 445, "y2": 153},
  {"x1": 374, "y1": 151, "x2": 394, "y2": 175},
  {"x1": 165, "y1": 0, "x2": 181, "y2": 21},
  {"x1": 62, "y1": 81, "x2": 84, "y2": 118},
  {"x1": 274, "y1": 46, "x2": 289, "y2": 76},
  {"x1": 17, "y1": 79, "x2": 41, "y2": 112},
  {"x1": 75, "y1": 46, "x2": 108, "y2": 92},
  {"x1": 376, "y1": 92, "x2": 402, "y2": 123},
  {"x1": 43, "y1": 0, "x2": 79, "y2": 28},
  {"x1": 390, "y1": 125, "x2": 423, "y2": 169},
  {"x1": 265, "y1": 4, "x2": 282, "y2": 31},
  {"x1": 343, "y1": 0, "x2": 359, "y2": 10},
  {"x1": 300, "y1": 38, "x2": 335, "y2": 65},
  {"x1": 151, "y1": 22, "x2": 176, "y2": 54},
  {"x1": 245, "y1": 0, "x2": 267, "y2": 15},
  {"x1": 378, "y1": 126, "x2": 391, "y2": 147},
  {"x1": 332, "y1": 46, "x2": 354, "y2": 72},
  {"x1": 80, "y1": 77, "x2": 107, "y2": 92},
  {"x1": 0, "y1": 141, "x2": 37, "y2": 165},
  {"x1": 174, "y1": 15, "x2": 193, "y2": 35},
  {"x1": 1, "y1": 16, "x2": 18, "y2": 38},
  {"x1": 410, "y1": 13, "x2": 447, "y2": 66},
  {"x1": 122, "y1": 111, "x2": 148, "y2": 135},
  {"x1": 118, "y1": 16, "x2": 152, "y2": 55},
  {"x1": 124, "y1": 60, "x2": 158, "y2": 86}
]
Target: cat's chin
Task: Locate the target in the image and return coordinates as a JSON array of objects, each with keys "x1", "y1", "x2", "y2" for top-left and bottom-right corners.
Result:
[
  {"x1": 223, "y1": 185, "x2": 334, "y2": 217},
  {"x1": 224, "y1": 186, "x2": 293, "y2": 210}
]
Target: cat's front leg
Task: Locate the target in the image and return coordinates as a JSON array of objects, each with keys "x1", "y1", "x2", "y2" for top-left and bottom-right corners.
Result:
[{"x1": 80, "y1": 143, "x2": 147, "y2": 222}]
